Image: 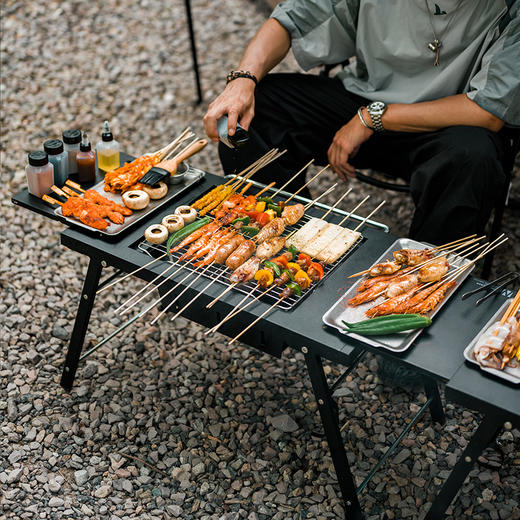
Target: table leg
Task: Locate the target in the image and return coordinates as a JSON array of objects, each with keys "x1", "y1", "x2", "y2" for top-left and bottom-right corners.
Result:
[
  {"x1": 305, "y1": 352, "x2": 363, "y2": 520},
  {"x1": 424, "y1": 378, "x2": 446, "y2": 425},
  {"x1": 425, "y1": 413, "x2": 502, "y2": 519},
  {"x1": 60, "y1": 258, "x2": 103, "y2": 391},
  {"x1": 184, "y1": 0, "x2": 203, "y2": 104}
]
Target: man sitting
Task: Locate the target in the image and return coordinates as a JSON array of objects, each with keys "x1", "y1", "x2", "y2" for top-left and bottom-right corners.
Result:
[{"x1": 203, "y1": 0, "x2": 519, "y2": 244}]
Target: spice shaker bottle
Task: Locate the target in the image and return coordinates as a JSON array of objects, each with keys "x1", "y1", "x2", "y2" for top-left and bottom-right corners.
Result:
[
  {"x1": 44, "y1": 139, "x2": 68, "y2": 185},
  {"x1": 96, "y1": 120, "x2": 120, "y2": 172},
  {"x1": 62, "y1": 129, "x2": 82, "y2": 175},
  {"x1": 76, "y1": 132, "x2": 96, "y2": 183},
  {"x1": 26, "y1": 151, "x2": 54, "y2": 198}
]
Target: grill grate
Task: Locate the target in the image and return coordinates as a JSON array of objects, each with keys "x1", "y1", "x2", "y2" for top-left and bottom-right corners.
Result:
[{"x1": 133, "y1": 187, "x2": 365, "y2": 311}]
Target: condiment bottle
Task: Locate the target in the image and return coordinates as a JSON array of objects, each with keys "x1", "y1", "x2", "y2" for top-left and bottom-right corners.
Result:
[
  {"x1": 96, "y1": 120, "x2": 120, "y2": 172},
  {"x1": 76, "y1": 133, "x2": 96, "y2": 183},
  {"x1": 43, "y1": 139, "x2": 68, "y2": 185},
  {"x1": 25, "y1": 151, "x2": 54, "y2": 198},
  {"x1": 62, "y1": 129, "x2": 82, "y2": 175}
]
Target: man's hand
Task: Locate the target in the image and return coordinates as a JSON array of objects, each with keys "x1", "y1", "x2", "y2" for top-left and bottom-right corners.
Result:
[
  {"x1": 328, "y1": 110, "x2": 374, "y2": 181},
  {"x1": 203, "y1": 79, "x2": 256, "y2": 142}
]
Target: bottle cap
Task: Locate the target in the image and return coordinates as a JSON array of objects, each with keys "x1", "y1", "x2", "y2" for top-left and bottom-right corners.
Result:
[
  {"x1": 80, "y1": 132, "x2": 92, "y2": 152},
  {"x1": 28, "y1": 151, "x2": 48, "y2": 167},
  {"x1": 43, "y1": 139, "x2": 64, "y2": 155},
  {"x1": 101, "y1": 120, "x2": 113, "y2": 142},
  {"x1": 62, "y1": 129, "x2": 82, "y2": 144}
]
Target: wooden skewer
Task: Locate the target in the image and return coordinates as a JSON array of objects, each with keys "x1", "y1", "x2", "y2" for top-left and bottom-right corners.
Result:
[
  {"x1": 151, "y1": 263, "x2": 215, "y2": 324},
  {"x1": 320, "y1": 188, "x2": 353, "y2": 220},
  {"x1": 115, "y1": 258, "x2": 184, "y2": 314},
  {"x1": 240, "y1": 182, "x2": 253, "y2": 196},
  {"x1": 156, "y1": 128, "x2": 192, "y2": 159},
  {"x1": 163, "y1": 131, "x2": 196, "y2": 160},
  {"x1": 271, "y1": 159, "x2": 314, "y2": 199},
  {"x1": 96, "y1": 254, "x2": 167, "y2": 294},
  {"x1": 206, "y1": 283, "x2": 237, "y2": 309},
  {"x1": 50, "y1": 185, "x2": 69, "y2": 198},
  {"x1": 304, "y1": 183, "x2": 338, "y2": 210},
  {"x1": 431, "y1": 234, "x2": 478, "y2": 253},
  {"x1": 62, "y1": 186, "x2": 81, "y2": 198},
  {"x1": 284, "y1": 165, "x2": 330, "y2": 205},
  {"x1": 337, "y1": 195, "x2": 370, "y2": 227},
  {"x1": 229, "y1": 299, "x2": 282, "y2": 345},
  {"x1": 223, "y1": 152, "x2": 273, "y2": 187},
  {"x1": 255, "y1": 181, "x2": 276, "y2": 198},
  {"x1": 353, "y1": 201, "x2": 386, "y2": 232},
  {"x1": 65, "y1": 179, "x2": 86, "y2": 193},
  {"x1": 502, "y1": 289, "x2": 520, "y2": 323},
  {"x1": 42, "y1": 194, "x2": 63, "y2": 206}
]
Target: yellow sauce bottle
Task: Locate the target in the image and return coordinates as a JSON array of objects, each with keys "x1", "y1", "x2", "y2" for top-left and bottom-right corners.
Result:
[{"x1": 96, "y1": 121, "x2": 120, "y2": 172}]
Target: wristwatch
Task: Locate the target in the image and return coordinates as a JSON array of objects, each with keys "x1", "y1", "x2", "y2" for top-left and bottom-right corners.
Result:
[{"x1": 366, "y1": 101, "x2": 387, "y2": 132}]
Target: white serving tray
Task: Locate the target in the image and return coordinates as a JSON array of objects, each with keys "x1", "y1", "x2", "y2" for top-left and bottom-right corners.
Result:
[
  {"x1": 463, "y1": 299, "x2": 520, "y2": 385},
  {"x1": 322, "y1": 238, "x2": 473, "y2": 353}
]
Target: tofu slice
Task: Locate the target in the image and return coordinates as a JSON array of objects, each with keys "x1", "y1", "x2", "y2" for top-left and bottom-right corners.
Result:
[
  {"x1": 317, "y1": 227, "x2": 360, "y2": 263},
  {"x1": 303, "y1": 223, "x2": 341, "y2": 258},
  {"x1": 286, "y1": 218, "x2": 328, "y2": 251}
]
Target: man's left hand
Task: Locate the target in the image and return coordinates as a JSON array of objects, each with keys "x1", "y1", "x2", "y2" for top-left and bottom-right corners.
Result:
[{"x1": 328, "y1": 111, "x2": 374, "y2": 181}]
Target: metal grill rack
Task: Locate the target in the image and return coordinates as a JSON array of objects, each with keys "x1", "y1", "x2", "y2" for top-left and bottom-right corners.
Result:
[{"x1": 132, "y1": 179, "x2": 385, "y2": 310}]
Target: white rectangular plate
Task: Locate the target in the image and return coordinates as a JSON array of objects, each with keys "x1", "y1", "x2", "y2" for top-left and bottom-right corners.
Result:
[
  {"x1": 463, "y1": 299, "x2": 520, "y2": 384},
  {"x1": 322, "y1": 238, "x2": 474, "y2": 353}
]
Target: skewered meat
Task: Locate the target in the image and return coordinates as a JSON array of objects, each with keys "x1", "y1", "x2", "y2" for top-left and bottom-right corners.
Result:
[
  {"x1": 474, "y1": 319, "x2": 515, "y2": 369},
  {"x1": 255, "y1": 217, "x2": 285, "y2": 243},
  {"x1": 365, "y1": 286, "x2": 418, "y2": 318},
  {"x1": 225, "y1": 240, "x2": 256, "y2": 270},
  {"x1": 418, "y1": 257, "x2": 449, "y2": 282},
  {"x1": 62, "y1": 197, "x2": 117, "y2": 229},
  {"x1": 348, "y1": 280, "x2": 390, "y2": 306},
  {"x1": 256, "y1": 237, "x2": 286, "y2": 261},
  {"x1": 386, "y1": 274, "x2": 420, "y2": 298},
  {"x1": 399, "y1": 283, "x2": 439, "y2": 312},
  {"x1": 214, "y1": 235, "x2": 245, "y2": 264},
  {"x1": 192, "y1": 231, "x2": 236, "y2": 266},
  {"x1": 393, "y1": 248, "x2": 434, "y2": 266},
  {"x1": 408, "y1": 280, "x2": 456, "y2": 314},
  {"x1": 368, "y1": 261, "x2": 401, "y2": 277},
  {"x1": 83, "y1": 189, "x2": 133, "y2": 216},
  {"x1": 281, "y1": 203, "x2": 304, "y2": 226},
  {"x1": 171, "y1": 221, "x2": 221, "y2": 252},
  {"x1": 190, "y1": 229, "x2": 231, "y2": 261},
  {"x1": 230, "y1": 257, "x2": 261, "y2": 284},
  {"x1": 357, "y1": 267, "x2": 413, "y2": 293},
  {"x1": 274, "y1": 264, "x2": 300, "y2": 286},
  {"x1": 286, "y1": 218, "x2": 328, "y2": 251}
]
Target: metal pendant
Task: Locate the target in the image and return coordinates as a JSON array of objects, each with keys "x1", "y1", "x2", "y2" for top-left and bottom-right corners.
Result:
[{"x1": 428, "y1": 39, "x2": 442, "y2": 66}]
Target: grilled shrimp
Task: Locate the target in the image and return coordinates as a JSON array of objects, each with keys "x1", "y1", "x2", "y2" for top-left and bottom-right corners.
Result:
[
  {"x1": 255, "y1": 217, "x2": 285, "y2": 242},
  {"x1": 365, "y1": 286, "x2": 419, "y2": 318},
  {"x1": 179, "y1": 233, "x2": 212, "y2": 261},
  {"x1": 417, "y1": 257, "x2": 449, "y2": 283},
  {"x1": 192, "y1": 231, "x2": 236, "y2": 266},
  {"x1": 229, "y1": 257, "x2": 261, "y2": 284},
  {"x1": 190, "y1": 229, "x2": 230, "y2": 261},
  {"x1": 171, "y1": 221, "x2": 221, "y2": 252},
  {"x1": 357, "y1": 267, "x2": 413, "y2": 293},
  {"x1": 386, "y1": 273, "x2": 420, "y2": 298},
  {"x1": 281, "y1": 203, "x2": 305, "y2": 226},
  {"x1": 256, "y1": 236, "x2": 286, "y2": 260},
  {"x1": 408, "y1": 280, "x2": 456, "y2": 314},
  {"x1": 348, "y1": 280, "x2": 390, "y2": 306},
  {"x1": 393, "y1": 248, "x2": 434, "y2": 266},
  {"x1": 368, "y1": 260, "x2": 402, "y2": 277}
]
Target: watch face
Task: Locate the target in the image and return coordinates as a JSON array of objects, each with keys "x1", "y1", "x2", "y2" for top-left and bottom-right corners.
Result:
[{"x1": 368, "y1": 101, "x2": 386, "y2": 113}]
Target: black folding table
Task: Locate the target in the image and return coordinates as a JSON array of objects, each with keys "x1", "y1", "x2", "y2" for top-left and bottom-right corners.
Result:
[{"x1": 12, "y1": 169, "x2": 518, "y2": 520}]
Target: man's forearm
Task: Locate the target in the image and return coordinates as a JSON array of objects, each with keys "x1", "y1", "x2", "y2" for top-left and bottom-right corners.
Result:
[
  {"x1": 380, "y1": 94, "x2": 504, "y2": 133},
  {"x1": 237, "y1": 18, "x2": 291, "y2": 80}
]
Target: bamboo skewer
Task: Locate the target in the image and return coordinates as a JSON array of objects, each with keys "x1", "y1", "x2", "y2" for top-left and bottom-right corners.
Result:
[
  {"x1": 284, "y1": 165, "x2": 330, "y2": 205},
  {"x1": 65, "y1": 179, "x2": 86, "y2": 193},
  {"x1": 229, "y1": 299, "x2": 282, "y2": 345},
  {"x1": 353, "y1": 201, "x2": 386, "y2": 233},
  {"x1": 42, "y1": 194, "x2": 63, "y2": 206},
  {"x1": 304, "y1": 183, "x2": 338, "y2": 210},
  {"x1": 50, "y1": 186, "x2": 69, "y2": 198},
  {"x1": 255, "y1": 181, "x2": 276, "y2": 198},
  {"x1": 151, "y1": 263, "x2": 215, "y2": 324},
  {"x1": 96, "y1": 254, "x2": 167, "y2": 294},
  {"x1": 271, "y1": 159, "x2": 314, "y2": 198},
  {"x1": 206, "y1": 283, "x2": 236, "y2": 309},
  {"x1": 320, "y1": 188, "x2": 353, "y2": 220},
  {"x1": 501, "y1": 289, "x2": 520, "y2": 323}
]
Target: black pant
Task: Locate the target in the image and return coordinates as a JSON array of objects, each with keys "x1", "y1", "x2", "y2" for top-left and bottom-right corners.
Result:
[{"x1": 219, "y1": 73, "x2": 506, "y2": 244}]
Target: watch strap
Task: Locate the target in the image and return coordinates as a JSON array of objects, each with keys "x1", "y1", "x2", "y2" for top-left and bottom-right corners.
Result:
[{"x1": 366, "y1": 103, "x2": 386, "y2": 133}]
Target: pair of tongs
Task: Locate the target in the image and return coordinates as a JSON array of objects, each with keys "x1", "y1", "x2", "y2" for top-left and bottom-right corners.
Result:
[{"x1": 462, "y1": 271, "x2": 519, "y2": 306}]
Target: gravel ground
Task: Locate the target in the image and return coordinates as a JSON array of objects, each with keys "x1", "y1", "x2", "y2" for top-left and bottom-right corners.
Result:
[{"x1": 2, "y1": 1, "x2": 519, "y2": 519}]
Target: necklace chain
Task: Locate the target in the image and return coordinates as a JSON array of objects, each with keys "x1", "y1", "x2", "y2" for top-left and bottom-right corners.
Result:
[{"x1": 424, "y1": 0, "x2": 463, "y2": 66}]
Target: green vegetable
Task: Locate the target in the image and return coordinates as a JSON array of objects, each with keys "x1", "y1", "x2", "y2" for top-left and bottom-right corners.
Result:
[
  {"x1": 257, "y1": 196, "x2": 274, "y2": 205},
  {"x1": 282, "y1": 268, "x2": 294, "y2": 281},
  {"x1": 268, "y1": 203, "x2": 281, "y2": 216},
  {"x1": 287, "y1": 245, "x2": 298, "y2": 259},
  {"x1": 264, "y1": 261, "x2": 281, "y2": 277},
  {"x1": 287, "y1": 281, "x2": 302, "y2": 297},
  {"x1": 232, "y1": 215, "x2": 250, "y2": 225},
  {"x1": 242, "y1": 225, "x2": 259, "y2": 237},
  {"x1": 166, "y1": 216, "x2": 211, "y2": 255},
  {"x1": 342, "y1": 314, "x2": 431, "y2": 336}
]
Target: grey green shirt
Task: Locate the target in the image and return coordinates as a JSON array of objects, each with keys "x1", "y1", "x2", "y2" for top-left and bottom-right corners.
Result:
[{"x1": 271, "y1": 0, "x2": 520, "y2": 125}]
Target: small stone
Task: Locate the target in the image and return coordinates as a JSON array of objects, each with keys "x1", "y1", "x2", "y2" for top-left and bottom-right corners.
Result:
[
  {"x1": 393, "y1": 448, "x2": 411, "y2": 464},
  {"x1": 93, "y1": 484, "x2": 112, "y2": 498},
  {"x1": 192, "y1": 462, "x2": 205, "y2": 476},
  {"x1": 74, "y1": 469, "x2": 89, "y2": 486},
  {"x1": 270, "y1": 414, "x2": 299, "y2": 433},
  {"x1": 7, "y1": 468, "x2": 23, "y2": 484},
  {"x1": 52, "y1": 324, "x2": 69, "y2": 340},
  {"x1": 48, "y1": 479, "x2": 61, "y2": 492},
  {"x1": 48, "y1": 497, "x2": 64, "y2": 507}
]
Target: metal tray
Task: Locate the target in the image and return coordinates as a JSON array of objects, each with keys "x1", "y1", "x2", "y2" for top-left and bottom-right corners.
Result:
[
  {"x1": 463, "y1": 299, "x2": 520, "y2": 384},
  {"x1": 55, "y1": 164, "x2": 204, "y2": 235},
  {"x1": 322, "y1": 238, "x2": 474, "y2": 352}
]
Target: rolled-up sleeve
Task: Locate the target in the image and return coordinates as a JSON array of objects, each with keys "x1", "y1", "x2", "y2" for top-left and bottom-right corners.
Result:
[
  {"x1": 467, "y1": 3, "x2": 520, "y2": 126},
  {"x1": 271, "y1": 0, "x2": 359, "y2": 70}
]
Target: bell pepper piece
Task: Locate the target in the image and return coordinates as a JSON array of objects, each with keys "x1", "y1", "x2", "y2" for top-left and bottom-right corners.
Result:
[
  {"x1": 232, "y1": 216, "x2": 250, "y2": 226},
  {"x1": 255, "y1": 201, "x2": 266, "y2": 213},
  {"x1": 287, "y1": 245, "x2": 298, "y2": 259},
  {"x1": 254, "y1": 269, "x2": 274, "y2": 286},
  {"x1": 256, "y1": 212, "x2": 271, "y2": 227},
  {"x1": 242, "y1": 225, "x2": 259, "y2": 236},
  {"x1": 263, "y1": 261, "x2": 281, "y2": 277},
  {"x1": 286, "y1": 281, "x2": 302, "y2": 297},
  {"x1": 265, "y1": 209, "x2": 276, "y2": 221},
  {"x1": 287, "y1": 262, "x2": 301, "y2": 272},
  {"x1": 257, "y1": 196, "x2": 274, "y2": 205},
  {"x1": 272, "y1": 255, "x2": 289, "y2": 269},
  {"x1": 294, "y1": 270, "x2": 312, "y2": 289},
  {"x1": 282, "y1": 268, "x2": 294, "y2": 281},
  {"x1": 308, "y1": 262, "x2": 324, "y2": 280},
  {"x1": 268, "y1": 203, "x2": 281, "y2": 216},
  {"x1": 298, "y1": 253, "x2": 312, "y2": 268}
]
